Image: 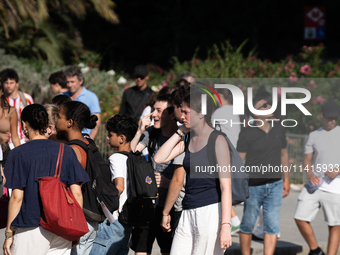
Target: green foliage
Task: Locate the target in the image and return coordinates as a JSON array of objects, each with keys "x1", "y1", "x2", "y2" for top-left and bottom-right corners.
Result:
[
  {"x1": 0, "y1": 0, "x2": 119, "y2": 64},
  {"x1": 172, "y1": 41, "x2": 248, "y2": 78},
  {"x1": 82, "y1": 68, "x2": 124, "y2": 121},
  {"x1": 73, "y1": 51, "x2": 103, "y2": 68},
  {"x1": 2, "y1": 40, "x2": 340, "y2": 135},
  {"x1": 168, "y1": 42, "x2": 340, "y2": 134}
]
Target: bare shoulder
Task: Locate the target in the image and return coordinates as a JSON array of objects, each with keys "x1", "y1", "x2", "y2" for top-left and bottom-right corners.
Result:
[{"x1": 216, "y1": 134, "x2": 228, "y2": 147}]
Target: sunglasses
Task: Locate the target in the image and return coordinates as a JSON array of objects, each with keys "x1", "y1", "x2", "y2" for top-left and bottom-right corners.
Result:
[
  {"x1": 256, "y1": 102, "x2": 271, "y2": 110},
  {"x1": 134, "y1": 75, "x2": 145, "y2": 80}
]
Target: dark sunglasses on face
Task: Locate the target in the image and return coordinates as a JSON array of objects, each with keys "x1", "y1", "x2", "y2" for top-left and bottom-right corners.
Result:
[
  {"x1": 134, "y1": 75, "x2": 145, "y2": 80},
  {"x1": 256, "y1": 102, "x2": 271, "y2": 110}
]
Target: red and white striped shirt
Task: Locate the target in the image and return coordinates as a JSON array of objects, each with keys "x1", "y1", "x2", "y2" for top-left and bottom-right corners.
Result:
[{"x1": 6, "y1": 92, "x2": 34, "y2": 141}]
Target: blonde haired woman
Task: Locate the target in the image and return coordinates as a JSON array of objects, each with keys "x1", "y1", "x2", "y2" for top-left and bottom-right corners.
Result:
[{"x1": 43, "y1": 104, "x2": 67, "y2": 143}]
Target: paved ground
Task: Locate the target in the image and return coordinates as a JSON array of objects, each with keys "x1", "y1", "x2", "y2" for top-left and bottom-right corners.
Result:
[
  {"x1": 127, "y1": 188, "x2": 337, "y2": 255},
  {"x1": 1, "y1": 188, "x2": 338, "y2": 255}
]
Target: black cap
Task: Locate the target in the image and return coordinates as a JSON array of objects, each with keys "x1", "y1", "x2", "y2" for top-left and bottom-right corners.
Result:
[
  {"x1": 133, "y1": 65, "x2": 148, "y2": 78},
  {"x1": 322, "y1": 101, "x2": 340, "y2": 117}
]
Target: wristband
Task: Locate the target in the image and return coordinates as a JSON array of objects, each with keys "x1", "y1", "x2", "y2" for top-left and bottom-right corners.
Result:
[
  {"x1": 221, "y1": 222, "x2": 231, "y2": 227},
  {"x1": 176, "y1": 130, "x2": 184, "y2": 138},
  {"x1": 5, "y1": 230, "x2": 14, "y2": 239},
  {"x1": 163, "y1": 213, "x2": 170, "y2": 216}
]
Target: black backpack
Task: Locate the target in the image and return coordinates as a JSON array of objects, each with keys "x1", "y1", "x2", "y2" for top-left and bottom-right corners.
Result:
[
  {"x1": 185, "y1": 130, "x2": 249, "y2": 205},
  {"x1": 117, "y1": 151, "x2": 158, "y2": 227},
  {"x1": 67, "y1": 139, "x2": 119, "y2": 222}
]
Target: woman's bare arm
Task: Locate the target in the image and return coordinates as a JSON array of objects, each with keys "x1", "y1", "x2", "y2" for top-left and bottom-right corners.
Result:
[
  {"x1": 1, "y1": 165, "x2": 5, "y2": 185},
  {"x1": 70, "y1": 183, "x2": 83, "y2": 208},
  {"x1": 216, "y1": 135, "x2": 232, "y2": 249},
  {"x1": 9, "y1": 108, "x2": 21, "y2": 147},
  {"x1": 3, "y1": 188, "x2": 24, "y2": 254},
  {"x1": 154, "y1": 130, "x2": 185, "y2": 164},
  {"x1": 161, "y1": 165, "x2": 186, "y2": 232}
]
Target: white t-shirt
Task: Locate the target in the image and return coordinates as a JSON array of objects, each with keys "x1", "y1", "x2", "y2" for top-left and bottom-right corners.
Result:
[
  {"x1": 211, "y1": 105, "x2": 241, "y2": 147},
  {"x1": 109, "y1": 153, "x2": 129, "y2": 219},
  {"x1": 304, "y1": 126, "x2": 340, "y2": 194}
]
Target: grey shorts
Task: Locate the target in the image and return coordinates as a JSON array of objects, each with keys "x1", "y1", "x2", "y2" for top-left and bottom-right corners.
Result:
[{"x1": 294, "y1": 187, "x2": 340, "y2": 226}]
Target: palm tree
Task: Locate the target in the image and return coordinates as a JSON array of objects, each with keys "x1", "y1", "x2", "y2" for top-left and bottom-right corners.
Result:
[{"x1": 0, "y1": 0, "x2": 119, "y2": 64}]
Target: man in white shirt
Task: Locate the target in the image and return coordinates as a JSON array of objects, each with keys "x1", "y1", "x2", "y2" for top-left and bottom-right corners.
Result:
[
  {"x1": 294, "y1": 101, "x2": 340, "y2": 255},
  {"x1": 0, "y1": 68, "x2": 34, "y2": 148}
]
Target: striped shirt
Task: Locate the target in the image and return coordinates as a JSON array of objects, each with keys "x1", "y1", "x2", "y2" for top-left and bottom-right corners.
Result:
[{"x1": 6, "y1": 92, "x2": 34, "y2": 141}]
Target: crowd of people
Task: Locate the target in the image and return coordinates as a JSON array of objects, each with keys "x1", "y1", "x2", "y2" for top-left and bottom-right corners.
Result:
[{"x1": 0, "y1": 65, "x2": 339, "y2": 255}]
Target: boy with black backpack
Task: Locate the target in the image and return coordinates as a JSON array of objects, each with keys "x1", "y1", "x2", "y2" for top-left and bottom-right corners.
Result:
[
  {"x1": 130, "y1": 94, "x2": 183, "y2": 255},
  {"x1": 89, "y1": 115, "x2": 138, "y2": 255}
]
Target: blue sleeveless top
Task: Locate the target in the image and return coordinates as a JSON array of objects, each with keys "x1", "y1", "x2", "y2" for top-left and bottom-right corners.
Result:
[{"x1": 182, "y1": 144, "x2": 221, "y2": 210}]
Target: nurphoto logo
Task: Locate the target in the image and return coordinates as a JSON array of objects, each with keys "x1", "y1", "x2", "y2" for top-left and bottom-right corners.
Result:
[{"x1": 197, "y1": 79, "x2": 312, "y2": 128}]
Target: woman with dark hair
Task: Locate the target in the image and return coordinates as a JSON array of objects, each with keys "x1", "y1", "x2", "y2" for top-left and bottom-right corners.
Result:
[
  {"x1": 154, "y1": 88, "x2": 232, "y2": 255},
  {"x1": 0, "y1": 78, "x2": 20, "y2": 168},
  {"x1": 56, "y1": 101, "x2": 97, "y2": 169},
  {"x1": 56, "y1": 101, "x2": 99, "y2": 255},
  {"x1": 3, "y1": 104, "x2": 89, "y2": 255}
]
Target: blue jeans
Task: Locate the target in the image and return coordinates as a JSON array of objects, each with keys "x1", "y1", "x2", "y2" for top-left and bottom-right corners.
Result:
[
  {"x1": 89, "y1": 219, "x2": 132, "y2": 255},
  {"x1": 240, "y1": 179, "x2": 283, "y2": 235},
  {"x1": 71, "y1": 219, "x2": 99, "y2": 255}
]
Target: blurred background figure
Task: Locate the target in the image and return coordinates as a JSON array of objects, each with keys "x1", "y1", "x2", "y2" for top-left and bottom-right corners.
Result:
[
  {"x1": 49, "y1": 71, "x2": 68, "y2": 94},
  {"x1": 119, "y1": 65, "x2": 153, "y2": 124}
]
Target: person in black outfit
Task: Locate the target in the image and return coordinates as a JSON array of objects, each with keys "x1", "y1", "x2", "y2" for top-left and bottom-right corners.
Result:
[
  {"x1": 119, "y1": 65, "x2": 153, "y2": 123},
  {"x1": 237, "y1": 91, "x2": 290, "y2": 255}
]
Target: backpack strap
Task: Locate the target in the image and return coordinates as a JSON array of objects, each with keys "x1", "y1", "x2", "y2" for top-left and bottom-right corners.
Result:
[
  {"x1": 147, "y1": 128, "x2": 161, "y2": 162},
  {"x1": 207, "y1": 130, "x2": 226, "y2": 167},
  {"x1": 18, "y1": 91, "x2": 27, "y2": 108},
  {"x1": 67, "y1": 139, "x2": 93, "y2": 168},
  {"x1": 67, "y1": 139, "x2": 88, "y2": 150},
  {"x1": 116, "y1": 151, "x2": 130, "y2": 157},
  {"x1": 67, "y1": 139, "x2": 98, "y2": 152}
]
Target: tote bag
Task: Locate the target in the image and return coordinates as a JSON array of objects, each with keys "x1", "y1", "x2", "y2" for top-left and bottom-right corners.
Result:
[{"x1": 39, "y1": 144, "x2": 89, "y2": 241}]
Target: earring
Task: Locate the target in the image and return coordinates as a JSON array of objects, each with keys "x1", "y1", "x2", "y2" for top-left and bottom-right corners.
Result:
[{"x1": 23, "y1": 130, "x2": 28, "y2": 135}]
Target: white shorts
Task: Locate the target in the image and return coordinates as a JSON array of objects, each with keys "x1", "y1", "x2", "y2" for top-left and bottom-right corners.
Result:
[
  {"x1": 11, "y1": 226, "x2": 71, "y2": 255},
  {"x1": 294, "y1": 187, "x2": 340, "y2": 226},
  {"x1": 170, "y1": 202, "x2": 225, "y2": 255}
]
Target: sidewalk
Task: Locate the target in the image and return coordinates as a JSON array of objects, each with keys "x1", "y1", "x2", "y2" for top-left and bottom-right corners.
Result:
[
  {"x1": 0, "y1": 189, "x2": 337, "y2": 254},
  {"x1": 225, "y1": 189, "x2": 331, "y2": 255},
  {"x1": 128, "y1": 189, "x2": 338, "y2": 255}
]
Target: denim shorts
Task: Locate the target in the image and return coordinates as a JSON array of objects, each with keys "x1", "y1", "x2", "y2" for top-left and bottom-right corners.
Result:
[
  {"x1": 240, "y1": 179, "x2": 283, "y2": 235},
  {"x1": 71, "y1": 219, "x2": 99, "y2": 255},
  {"x1": 89, "y1": 219, "x2": 132, "y2": 255}
]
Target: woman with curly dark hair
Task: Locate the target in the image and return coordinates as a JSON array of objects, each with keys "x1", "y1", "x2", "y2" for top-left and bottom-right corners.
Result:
[
  {"x1": 3, "y1": 104, "x2": 89, "y2": 255},
  {"x1": 56, "y1": 101, "x2": 99, "y2": 255}
]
